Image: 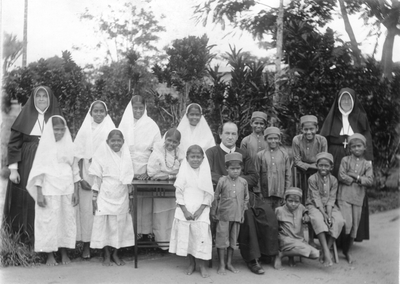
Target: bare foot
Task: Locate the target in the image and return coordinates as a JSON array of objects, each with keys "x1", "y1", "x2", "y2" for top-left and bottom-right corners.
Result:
[
  {"x1": 226, "y1": 263, "x2": 239, "y2": 273},
  {"x1": 46, "y1": 253, "x2": 58, "y2": 266},
  {"x1": 103, "y1": 256, "x2": 113, "y2": 266},
  {"x1": 217, "y1": 265, "x2": 226, "y2": 275},
  {"x1": 319, "y1": 250, "x2": 324, "y2": 264},
  {"x1": 199, "y1": 265, "x2": 210, "y2": 278},
  {"x1": 82, "y1": 243, "x2": 90, "y2": 259},
  {"x1": 112, "y1": 254, "x2": 125, "y2": 266},
  {"x1": 186, "y1": 263, "x2": 195, "y2": 275},
  {"x1": 60, "y1": 249, "x2": 71, "y2": 265},
  {"x1": 323, "y1": 253, "x2": 333, "y2": 267},
  {"x1": 344, "y1": 252, "x2": 353, "y2": 264},
  {"x1": 273, "y1": 253, "x2": 282, "y2": 270},
  {"x1": 288, "y1": 257, "x2": 296, "y2": 267}
]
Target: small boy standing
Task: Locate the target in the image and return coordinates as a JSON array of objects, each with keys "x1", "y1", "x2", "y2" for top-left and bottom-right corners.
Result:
[
  {"x1": 255, "y1": 127, "x2": 291, "y2": 210},
  {"x1": 292, "y1": 115, "x2": 327, "y2": 172},
  {"x1": 274, "y1": 187, "x2": 319, "y2": 269},
  {"x1": 240, "y1": 111, "x2": 268, "y2": 164},
  {"x1": 211, "y1": 152, "x2": 249, "y2": 275},
  {"x1": 338, "y1": 133, "x2": 373, "y2": 264}
]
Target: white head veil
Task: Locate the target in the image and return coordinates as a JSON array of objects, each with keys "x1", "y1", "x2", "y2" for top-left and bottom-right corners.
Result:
[
  {"x1": 74, "y1": 100, "x2": 115, "y2": 160},
  {"x1": 177, "y1": 103, "x2": 215, "y2": 153},
  {"x1": 338, "y1": 91, "x2": 355, "y2": 136},
  {"x1": 174, "y1": 146, "x2": 214, "y2": 202},
  {"x1": 89, "y1": 129, "x2": 134, "y2": 184},
  {"x1": 27, "y1": 115, "x2": 75, "y2": 200}
]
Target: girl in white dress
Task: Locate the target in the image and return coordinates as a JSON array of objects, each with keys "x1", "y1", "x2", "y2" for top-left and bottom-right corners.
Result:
[
  {"x1": 147, "y1": 128, "x2": 185, "y2": 249},
  {"x1": 89, "y1": 129, "x2": 135, "y2": 266},
  {"x1": 74, "y1": 100, "x2": 115, "y2": 259},
  {"x1": 169, "y1": 145, "x2": 214, "y2": 278},
  {"x1": 27, "y1": 115, "x2": 79, "y2": 266},
  {"x1": 119, "y1": 95, "x2": 161, "y2": 236}
]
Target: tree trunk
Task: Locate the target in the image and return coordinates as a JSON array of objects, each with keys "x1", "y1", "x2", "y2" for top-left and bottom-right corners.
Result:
[
  {"x1": 22, "y1": 0, "x2": 28, "y2": 67},
  {"x1": 380, "y1": 0, "x2": 400, "y2": 80},
  {"x1": 381, "y1": 27, "x2": 397, "y2": 80},
  {"x1": 274, "y1": 0, "x2": 284, "y2": 107},
  {"x1": 338, "y1": 0, "x2": 362, "y2": 67}
]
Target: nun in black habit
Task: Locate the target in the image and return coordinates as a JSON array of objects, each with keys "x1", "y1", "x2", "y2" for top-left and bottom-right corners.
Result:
[
  {"x1": 320, "y1": 87, "x2": 373, "y2": 242},
  {"x1": 4, "y1": 86, "x2": 62, "y2": 245}
]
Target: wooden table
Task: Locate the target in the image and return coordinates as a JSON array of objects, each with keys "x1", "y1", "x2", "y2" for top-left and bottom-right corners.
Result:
[{"x1": 131, "y1": 180, "x2": 176, "y2": 268}]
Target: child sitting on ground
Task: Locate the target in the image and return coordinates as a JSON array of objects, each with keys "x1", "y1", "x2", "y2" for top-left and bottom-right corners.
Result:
[
  {"x1": 211, "y1": 152, "x2": 249, "y2": 275},
  {"x1": 240, "y1": 111, "x2": 269, "y2": 164},
  {"x1": 255, "y1": 126, "x2": 291, "y2": 210},
  {"x1": 274, "y1": 187, "x2": 319, "y2": 269},
  {"x1": 89, "y1": 129, "x2": 135, "y2": 266},
  {"x1": 338, "y1": 133, "x2": 373, "y2": 264},
  {"x1": 27, "y1": 115, "x2": 79, "y2": 266},
  {"x1": 169, "y1": 145, "x2": 214, "y2": 278},
  {"x1": 306, "y1": 152, "x2": 345, "y2": 267}
]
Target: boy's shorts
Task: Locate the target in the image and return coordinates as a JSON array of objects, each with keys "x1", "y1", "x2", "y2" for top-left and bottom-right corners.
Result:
[
  {"x1": 215, "y1": 221, "x2": 240, "y2": 249},
  {"x1": 338, "y1": 200, "x2": 362, "y2": 238}
]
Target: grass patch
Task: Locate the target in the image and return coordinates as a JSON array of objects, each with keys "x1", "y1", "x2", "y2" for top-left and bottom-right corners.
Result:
[
  {"x1": 0, "y1": 223, "x2": 44, "y2": 267},
  {"x1": 368, "y1": 188, "x2": 400, "y2": 214}
]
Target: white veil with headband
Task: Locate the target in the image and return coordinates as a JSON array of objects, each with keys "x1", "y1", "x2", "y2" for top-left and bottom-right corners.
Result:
[
  {"x1": 177, "y1": 103, "x2": 215, "y2": 153},
  {"x1": 338, "y1": 91, "x2": 354, "y2": 136}
]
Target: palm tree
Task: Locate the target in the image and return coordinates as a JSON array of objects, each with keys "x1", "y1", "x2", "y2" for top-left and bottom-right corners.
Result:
[{"x1": 3, "y1": 33, "x2": 23, "y2": 74}]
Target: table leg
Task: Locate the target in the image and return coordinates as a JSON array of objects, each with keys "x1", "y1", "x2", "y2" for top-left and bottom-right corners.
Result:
[{"x1": 133, "y1": 184, "x2": 138, "y2": 268}]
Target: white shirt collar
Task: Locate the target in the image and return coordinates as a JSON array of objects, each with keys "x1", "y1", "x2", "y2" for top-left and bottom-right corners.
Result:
[{"x1": 220, "y1": 143, "x2": 236, "y2": 154}]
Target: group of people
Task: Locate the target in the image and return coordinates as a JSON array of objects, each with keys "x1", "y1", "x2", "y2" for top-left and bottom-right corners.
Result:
[{"x1": 4, "y1": 86, "x2": 373, "y2": 277}]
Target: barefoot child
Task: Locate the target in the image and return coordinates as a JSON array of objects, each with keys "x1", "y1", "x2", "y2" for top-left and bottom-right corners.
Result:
[
  {"x1": 338, "y1": 133, "x2": 373, "y2": 264},
  {"x1": 255, "y1": 126, "x2": 291, "y2": 210},
  {"x1": 27, "y1": 115, "x2": 79, "y2": 265},
  {"x1": 292, "y1": 115, "x2": 327, "y2": 246},
  {"x1": 147, "y1": 128, "x2": 185, "y2": 248},
  {"x1": 89, "y1": 129, "x2": 135, "y2": 266},
  {"x1": 169, "y1": 145, "x2": 214, "y2": 278},
  {"x1": 306, "y1": 152, "x2": 345, "y2": 267},
  {"x1": 240, "y1": 111, "x2": 268, "y2": 164},
  {"x1": 274, "y1": 187, "x2": 319, "y2": 269},
  {"x1": 211, "y1": 152, "x2": 249, "y2": 275}
]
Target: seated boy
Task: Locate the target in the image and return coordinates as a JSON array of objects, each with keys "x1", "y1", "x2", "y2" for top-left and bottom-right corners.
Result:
[
  {"x1": 241, "y1": 111, "x2": 268, "y2": 164},
  {"x1": 274, "y1": 187, "x2": 319, "y2": 269},
  {"x1": 306, "y1": 152, "x2": 345, "y2": 267}
]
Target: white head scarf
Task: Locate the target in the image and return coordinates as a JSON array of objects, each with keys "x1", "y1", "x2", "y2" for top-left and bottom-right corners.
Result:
[
  {"x1": 118, "y1": 99, "x2": 161, "y2": 148},
  {"x1": 27, "y1": 115, "x2": 75, "y2": 200},
  {"x1": 338, "y1": 91, "x2": 355, "y2": 135},
  {"x1": 177, "y1": 103, "x2": 215, "y2": 153},
  {"x1": 74, "y1": 100, "x2": 115, "y2": 160},
  {"x1": 174, "y1": 147, "x2": 214, "y2": 202},
  {"x1": 89, "y1": 129, "x2": 134, "y2": 185}
]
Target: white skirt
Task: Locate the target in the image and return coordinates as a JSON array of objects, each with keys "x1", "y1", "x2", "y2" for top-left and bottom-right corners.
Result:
[
  {"x1": 35, "y1": 194, "x2": 76, "y2": 252},
  {"x1": 169, "y1": 219, "x2": 212, "y2": 260},
  {"x1": 90, "y1": 213, "x2": 135, "y2": 249}
]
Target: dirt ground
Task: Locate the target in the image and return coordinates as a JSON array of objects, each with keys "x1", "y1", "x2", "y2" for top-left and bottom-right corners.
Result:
[{"x1": 0, "y1": 208, "x2": 398, "y2": 284}]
